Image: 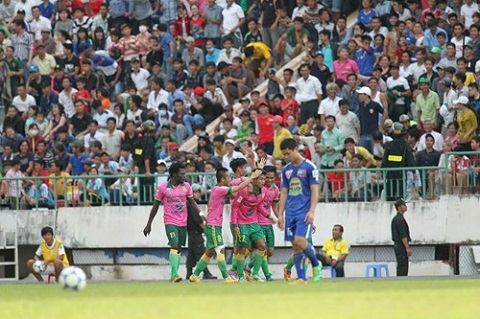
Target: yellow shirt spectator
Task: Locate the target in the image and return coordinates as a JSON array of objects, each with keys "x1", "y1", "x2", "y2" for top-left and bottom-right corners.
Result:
[
  {"x1": 457, "y1": 105, "x2": 478, "y2": 142},
  {"x1": 245, "y1": 42, "x2": 272, "y2": 60},
  {"x1": 271, "y1": 116, "x2": 293, "y2": 158},
  {"x1": 32, "y1": 52, "x2": 56, "y2": 75},
  {"x1": 345, "y1": 142, "x2": 376, "y2": 167},
  {"x1": 49, "y1": 171, "x2": 71, "y2": 198},
  {"x1": 322, "y1": 237, "x2": 349, "y2": 260}
]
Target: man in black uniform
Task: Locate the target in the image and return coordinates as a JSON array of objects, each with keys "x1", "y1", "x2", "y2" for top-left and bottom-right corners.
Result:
[
  {"x1": 391, "y1": 198, "x2": 411, "y2": 276},
  {"x1": 131, "y1": 120, "x2": 157, "y2": 204},
  {"x1": 381, "y1": 122, "x2": 416, "y2": 200},
  {"x1": 186, "y1": 184, "x2": 217, "y2": 280}
]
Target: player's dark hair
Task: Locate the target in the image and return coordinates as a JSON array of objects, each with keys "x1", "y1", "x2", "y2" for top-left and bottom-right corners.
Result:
[
  {"x1": 280, "y1": 138, "x2": 298, "y2": 151},
  {"x1": 169, "y1": 162, "x2": 185, "y2": 177},
  {"x1": 216, "y1": 167, "x2": 230, "y2": 182},
  {"x1": 252, "y1": 168, "x2": 266, "y2": 178},
  {"x1": 41, "y1": 226, "x2": 54, "y2": 236},
  {"x1": 230, "y1": 158, "x2": 248, "y2": 173},
  {"x1": 334, "y1": 224, "x2": 344, "y2": 232},
  {"x1": 264, "y1": 165, "x2": 276, "y2": 174}
]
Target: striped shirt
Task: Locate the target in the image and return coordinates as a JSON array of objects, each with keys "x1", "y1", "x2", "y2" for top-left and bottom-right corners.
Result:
[
  {"x1": 11, "y1": 32, "x2": 34, "y2": 61},
  {"x1": 119, "y1": 36, "x2": 139, "y2": 61},
  {"x1": 73, "y1": 16, "x2": 93, "y2": 34}
]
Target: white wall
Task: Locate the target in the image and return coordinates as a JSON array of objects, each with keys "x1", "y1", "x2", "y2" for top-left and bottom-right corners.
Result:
[{"x1": 5, "y1": 195, "x2": 480, "y2": 247}]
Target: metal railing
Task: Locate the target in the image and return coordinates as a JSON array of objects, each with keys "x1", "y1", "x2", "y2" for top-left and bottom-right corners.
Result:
[{"x1": 1, "y1": 152, "x2": 479, "y2": 210}]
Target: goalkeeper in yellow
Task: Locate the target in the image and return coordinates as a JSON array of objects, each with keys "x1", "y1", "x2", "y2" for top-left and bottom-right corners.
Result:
[{"x1": 27, "y1": 226, "x2": 70, "y2": 282}]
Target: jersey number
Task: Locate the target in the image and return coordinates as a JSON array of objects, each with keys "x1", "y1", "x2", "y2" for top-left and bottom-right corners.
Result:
[{"x1": 169, "y1": 232, "x2": 176, "y2": 238}]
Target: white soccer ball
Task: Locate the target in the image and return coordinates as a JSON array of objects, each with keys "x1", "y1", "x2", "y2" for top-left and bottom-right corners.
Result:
[
  {"x1": 59, "y1": 266, "x2": 87, "y2": 291},
  {"x1": 33, "y1": 260, "x2": 45, "y2": 273}
]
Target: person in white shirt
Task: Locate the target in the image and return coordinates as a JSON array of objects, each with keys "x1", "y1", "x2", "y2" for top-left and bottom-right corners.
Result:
[
  {"x1": 222, "y1": 139, "x2": 246, "y2": 170},
  {"x1": 372, "y1": 130, "x2": 393, "y2": 161},
  {"x1": 12, "y1": 85, "x2": 36, "y2": 115},
  {"x1": 216, "y1": 37, "x2": 242, "y2": 65},
  {"x1": 407, "y1": 48, "x2": 427, "y2": 84},
  {"x1": 146, "y1": 78, "x2": 168, "y2": 110},
  {"x1": 130, "y1": 58, "x2": 150, "y2": 98},
  {"x1": 450, "y1": 23, "x2": 471, "y2": 58},
  {"x1": 93, "y1": 102, "x2": 115, "y2": 134},
  {"x1": 30, "y1": 6, "x2": 51, "y2": 40},
  {"x1": 336, "y1": 99, "x2": 360, "y2": 143},
  {"x1": 291, "y1": 0, "x2": 307, "y2": 20},
  {"x1": 296, "y1": 63, "x2": 323, "y2": 124},
  {"x1": 368, "y1": 17, "x2": 388, "y2": 39},
  {"x1": 318, "y1": 82, "x2": 341, "y2": 125},
  {"x1": 14, "y1": 0, "x2": 34, "y2": 22},
  {"x1": 221, "y1": 0, "x2": 245, "y2": 48},
  {"x1": 103, "y1": 118, "x2": 123, "y2": 160},
  {"x1": 386, "y1": 64, "x2": 411, "y2": 122},
  {"x1": 84, "y1": 120, "x2": 105, "y2": 153},
  {"x1": 417, "y1": 119, "x2": 444, "y2": 152},
  {"x1": 58, "y1": 77, "x2": 78, "y2": 119},
  {"x1": 460, "y1": 0, "x2": 479, "y2": 28}
]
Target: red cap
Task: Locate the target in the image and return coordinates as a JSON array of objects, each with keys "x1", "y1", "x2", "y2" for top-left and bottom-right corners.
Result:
[
  {"x1": 269, "y1": 115, "x2": 284, "y2": 124},
  {"x1": 169, "y1": 142, "x2": 179, "y2": 150},
  {"x1": 192, "y1": 86, "x2": 205, "y2": 96},
  {"x1": 258, "y1": 100, "x2": 269, "y2": 107}
]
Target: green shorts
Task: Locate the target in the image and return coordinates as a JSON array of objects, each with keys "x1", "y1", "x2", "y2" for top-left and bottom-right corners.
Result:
[
  {"x1": 165, "y1": 225, "x2": 187, "y2": 247},
  {"x1": 205, "y1": 225, "x2": 224, "y2": 249},
  {"x1": 261, "y1": 224, "x2": 275, "y2": 248},
  {"x1": 233, "y1": 223, "x2": 265, "y2": 248}
]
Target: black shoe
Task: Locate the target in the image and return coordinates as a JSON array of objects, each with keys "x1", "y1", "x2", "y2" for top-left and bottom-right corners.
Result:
[{"x1": 202, "y1": 273, "x2": 218, "y2": 280}]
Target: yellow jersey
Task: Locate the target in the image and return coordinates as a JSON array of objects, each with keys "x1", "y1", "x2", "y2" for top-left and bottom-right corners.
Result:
[
  {"x1": 322, "y1": 238, "x2": 349, "y2": 260},
  {"x1": 273, "y1": 128, "x2": 293, "y2": 159},
  {"x1": 36, "y1": 238, "x2": 70, "y2": 266},
  {"x1": 245, "y1": 42, "x2": 272, "y2": 60}
]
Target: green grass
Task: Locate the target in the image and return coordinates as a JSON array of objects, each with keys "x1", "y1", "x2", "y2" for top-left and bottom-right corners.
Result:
[{"x1": 1, "y1": 279, "x2": 479, "y2": 319}]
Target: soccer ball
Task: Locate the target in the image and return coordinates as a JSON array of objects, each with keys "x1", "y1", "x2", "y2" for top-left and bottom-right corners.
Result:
[
  {"x1": 59, "y1": 266, "x2": 87, "y2": 291},
  {"x1": 33, "y1": 260, "x2": 45, "y2": 273}
]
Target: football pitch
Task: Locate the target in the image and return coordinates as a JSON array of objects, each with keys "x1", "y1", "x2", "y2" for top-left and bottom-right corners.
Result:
[{"x1": 1, "y1": 278, "x2": 479, "y2": 319}]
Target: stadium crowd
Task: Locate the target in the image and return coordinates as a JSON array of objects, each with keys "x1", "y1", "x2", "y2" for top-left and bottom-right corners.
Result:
[{"x1": 1, "y1": 0, "x2": 480, "y2": 208}]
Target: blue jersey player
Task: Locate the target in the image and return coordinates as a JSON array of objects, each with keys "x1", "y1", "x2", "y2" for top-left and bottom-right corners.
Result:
[{"x1": 277, "y1": 138, "x2": 322, "y2": 283}]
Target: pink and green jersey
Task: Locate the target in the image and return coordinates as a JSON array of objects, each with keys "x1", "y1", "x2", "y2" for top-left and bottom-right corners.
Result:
[
  {"x1": 258, "y1": 184, "x2": 280, "y2": 225},
  {"x1": 231, "y1": 186, "x2": 270, "y2": 225},
  {"x1": 207, "y1": 185, "x2": 232, "y2": 226},
  {"x1": 155, "y1": 181, "x2": 193, "y2": 226},
  {"x1": 230, "y1": 177, "x2": 244, "y2": 225}
]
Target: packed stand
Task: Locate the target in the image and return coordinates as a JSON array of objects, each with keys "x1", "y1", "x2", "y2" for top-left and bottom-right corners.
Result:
[{"x1": 0, "y1": 0, "x2": 478, "y2": 208}]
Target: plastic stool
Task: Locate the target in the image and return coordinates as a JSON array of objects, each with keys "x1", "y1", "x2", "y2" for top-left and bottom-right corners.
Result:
[
  {"x1": 322, "y1": 266, "x2": 337, "y2": 278},
  {"x1": 365, "y1": 264, "x2": 390, "y2": 277},
  {"x1": 47, "y1": 273, "x2": 56, "y2": 283}
]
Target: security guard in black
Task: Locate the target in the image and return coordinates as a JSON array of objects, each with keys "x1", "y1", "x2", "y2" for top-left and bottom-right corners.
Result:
[
  {"x1": 391, "y1": 198, "x2": 411, "y2": 276},
  {"x1": 381, "y1": 123, "x2": 415, "y2": 200}
]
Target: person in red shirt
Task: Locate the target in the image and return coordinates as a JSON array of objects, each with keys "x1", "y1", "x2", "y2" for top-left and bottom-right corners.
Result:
[
  {"x1": 256, "y1": 101, "x2": 274, "y2": 155},
  {"x1": 189, "y1": 4, "x2": 205, "y2": 47},
  {"x1": 174, "y1": 4, "x2": 191, "y2": 46},
  {"x1": 73, "y1": 77, "x2": 92, "y2": 112},
  {"x1": 281, "y1": 86, "x2": 299, "y2": 126},
  {"x1": 327, "y1": 159, "x2": 348, "y2": 201},
  {"x1": 31, "y1": 159, "x2": 50, "y2": 187}
]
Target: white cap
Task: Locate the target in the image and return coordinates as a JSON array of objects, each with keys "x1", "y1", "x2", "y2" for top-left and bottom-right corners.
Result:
[
  {"x1": 453, "y1": 96, "x2": 469, "y2": 105},
  {"x1": 225, "y1": 139, "x2": 236, "y2": 146},
  {"x1": 355, "y1": 86, "x2": 372, "y2": 97}
]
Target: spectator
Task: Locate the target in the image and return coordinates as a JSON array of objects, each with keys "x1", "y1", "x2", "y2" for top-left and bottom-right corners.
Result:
[
  {"x1": 418, "y1": 119, "x2": 444, "y2": 152},
  {"x1": 357, "y1": 86, "x2": 384, "y2": 153},
  {"x1": 66, "y1": 141, "x2": 89, "y2": 176},
  {"x1": 34, "y1": 141, "x2": 54, "y2": 169},
  {"x1": 43, "y1": 104, "x2": 67, "y2": 142},
  {"x1": 318, "y1": 83, "x2": 341, "y2": 125},
  {"x1": 316, "y1": 224, "x2": 349, "y2": 277},
  {"x1": 16, "y1": 140, "x2": 34, "y2": 175},
  {"x1": 320, "y1": 115, "x2": 344, "y2": 171},
  {"x1": 49, "y1": 160, "x2": 71, "y2": 200},
  {"x1": 296, "y1": 63, "x2": 323, "y2": 124},
  {"x1": 12, "y1": 85, "x2": 36, "y2": 119},
  {"x1": 455, "y1": 96, "x2": 478, "y2": 151},
  {"x1": 216, "y1": 37, "x2": 242, "y2": 65},
  {"x1": 341, "y1": 73, "x2": 361, "y2": 115},
  {"x1": 344, "y1": 137, "x2": 376, "y2": 168},
  {"x1": 222, "y1": 56, "x2": 251, "y2": 103},
  {"x1": 271, "y1": 115, "x2": 293, "y2": 159},
  {"x1": 221, "y1": 0, "x2": 245, "y2": 48}
]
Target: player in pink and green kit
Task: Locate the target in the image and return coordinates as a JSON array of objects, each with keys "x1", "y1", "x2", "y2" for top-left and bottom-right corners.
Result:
[
  {"x1": 246, "y1": 165, "x2": 279, "y2": 281},
  {"x1": 232, "y1": 169, "x2": 277, "y2": 282},
  {"x1": 189, "y1": 168, "x2": 264, "y2": 283},
  {"x1": 143, "y1": 162, "x2": 202, "y2": 283}
]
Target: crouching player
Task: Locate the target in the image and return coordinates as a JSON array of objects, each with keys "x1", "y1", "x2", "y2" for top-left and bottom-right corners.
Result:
[
  {"x1": 245, "y1": 165, "x2": 279, "y2": 281},
  {"x1": 143, "y1": 162, "x2": 203, "y2": 283},
  {"x1": 277, "y1": 138, "x2": 322, "y2": 283},
  {"x1": 27, "y1": 226, "x2": 70, "y2": 282},
  {"x1": 189, "y1": 168, "x2": 263, "y2": 282},
  {"x1": 232, "y1": 169, "x2": 277, "y2": 282}
]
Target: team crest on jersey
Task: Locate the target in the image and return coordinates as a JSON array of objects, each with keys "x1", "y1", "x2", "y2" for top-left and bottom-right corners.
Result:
[
  {"x1": 297, "y1": 169, "x2": 306, "y2": 177},
  {"x1": 175, "y1": 204, "x2": 184, "y2": 212},
  {"x1": 285, "y1": 170, "x2": 293, "y2": 180}
]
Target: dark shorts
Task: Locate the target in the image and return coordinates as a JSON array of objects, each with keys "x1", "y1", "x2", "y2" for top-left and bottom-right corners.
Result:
[{"x1": 165, "y1": 224, "x2": 187, "y2": 247}]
